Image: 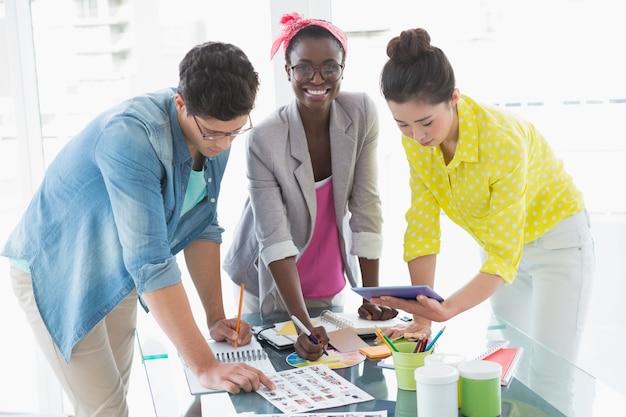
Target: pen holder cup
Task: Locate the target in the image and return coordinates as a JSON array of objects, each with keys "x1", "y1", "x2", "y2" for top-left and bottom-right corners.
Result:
[{"x1": 391, "y1": 343, "x2": 434, "y2": 390}]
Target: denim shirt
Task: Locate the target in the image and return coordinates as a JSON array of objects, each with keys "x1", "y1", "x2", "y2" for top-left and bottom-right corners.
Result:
[{"x1": 2, "y1": 88, "x2": 228, "y2": 361}]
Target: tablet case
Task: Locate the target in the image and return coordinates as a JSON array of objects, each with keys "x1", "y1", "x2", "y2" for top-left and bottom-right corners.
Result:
[{"x1": 351, "y1": 285, "x2": 444, "y2": 302}]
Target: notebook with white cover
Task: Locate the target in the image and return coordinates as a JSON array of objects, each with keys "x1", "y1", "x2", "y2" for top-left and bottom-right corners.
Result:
[
  {"x1": 276, "y1": 310, "x2": 409, "y2": 336},
  {"x1": 319, "y1": 310, "x2": 410, "y2": 335},
  {"x1": 181, "y1": 337, "x2": 276, "y2": 395},
  {"x1": 472, "y1": 339, "x2": 510, "y2": 360}
]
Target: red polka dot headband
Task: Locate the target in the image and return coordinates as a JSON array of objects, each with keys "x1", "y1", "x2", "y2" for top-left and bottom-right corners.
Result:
[{"x1": 270, "y1": 12, "x2": 348, "y2": 60}]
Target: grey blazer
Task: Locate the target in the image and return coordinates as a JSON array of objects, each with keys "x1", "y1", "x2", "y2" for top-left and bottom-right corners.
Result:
[{"x1": 223, "y1": 91, "x2": 383, "y2": 315}]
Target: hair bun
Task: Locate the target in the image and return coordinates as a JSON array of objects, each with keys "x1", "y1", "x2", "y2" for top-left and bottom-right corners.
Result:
[{"x1": 387, "y1": 28, "x2": 433, "y2": 63}]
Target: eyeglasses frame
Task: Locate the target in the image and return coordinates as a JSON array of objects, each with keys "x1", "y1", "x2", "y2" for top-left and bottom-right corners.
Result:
[
  {"x1": 289, "y1": 63, "x2": 345, "y2": 83},
  {"x1": 192, "y1": 114, "x2": 253, "y2": 141}
]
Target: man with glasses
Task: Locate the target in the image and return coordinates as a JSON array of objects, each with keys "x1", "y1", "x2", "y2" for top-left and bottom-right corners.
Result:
[
  {"x1": 224, "y1": 13, "x2": 397, "y2": 362},
  {"x1": 2, "y1": 41, "x2": 273, "y2": 417},
  {"x1": 192, "y1": 114, "x2": 253, "y2": 141}
]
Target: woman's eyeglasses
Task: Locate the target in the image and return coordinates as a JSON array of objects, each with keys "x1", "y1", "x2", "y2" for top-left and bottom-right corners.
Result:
[{"x1": 290, "y1": 63, "x2": 344, "y2": 82}]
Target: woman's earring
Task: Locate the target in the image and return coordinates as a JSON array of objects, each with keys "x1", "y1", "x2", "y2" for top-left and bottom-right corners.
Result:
[{"x1": 287, "y1": 77, "x2": 291, "y2": 82}]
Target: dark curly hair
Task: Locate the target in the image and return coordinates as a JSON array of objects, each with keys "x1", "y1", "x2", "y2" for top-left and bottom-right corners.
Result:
[
  {"x1": 178, "y1": 41, "x2": 260, "y2": 121},
  {"x1": 380, "y1": 28, "x2": 455, "y2": 105}
]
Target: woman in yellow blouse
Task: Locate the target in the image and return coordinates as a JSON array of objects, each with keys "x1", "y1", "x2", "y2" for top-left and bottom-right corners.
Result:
[{"x1": 373, "y1": 28, "x2": 595, "y2": 369}]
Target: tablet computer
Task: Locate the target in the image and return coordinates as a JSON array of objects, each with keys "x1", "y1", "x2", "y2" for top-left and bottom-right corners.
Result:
[{"x1": 352, "y1": 285, "x2": 444, "y2": 302}]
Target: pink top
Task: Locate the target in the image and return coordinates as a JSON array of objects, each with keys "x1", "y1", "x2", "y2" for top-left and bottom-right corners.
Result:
[{"x1": 296, "y1": 177, "x2": 346, "y2": 298}]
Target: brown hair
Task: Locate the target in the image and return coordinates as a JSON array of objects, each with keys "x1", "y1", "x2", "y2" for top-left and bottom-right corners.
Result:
[
  {"x1": 178, "y1": 42, "x2": 259, "y2": 121},
  {"x1": 380, "y1": 28, "x2": 455, "y2": 105}
]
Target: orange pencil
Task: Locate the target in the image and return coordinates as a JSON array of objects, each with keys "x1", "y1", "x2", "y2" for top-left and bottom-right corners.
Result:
[
  {"x1": 234, "y1": 283, "x2": 245, "y2": 347},
  {"x1": 375, "y1": 326, "x2": 399, "y2": 352},
  {"x1": 374, "y1": 326, "x2": 385, "y2": 343}
]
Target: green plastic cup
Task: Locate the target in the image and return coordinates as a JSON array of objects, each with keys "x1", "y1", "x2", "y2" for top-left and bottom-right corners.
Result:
[{"x1": 391, "y1": 343, "x2": 433, "y2": 391}]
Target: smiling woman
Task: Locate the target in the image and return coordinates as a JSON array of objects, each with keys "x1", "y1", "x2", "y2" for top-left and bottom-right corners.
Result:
[{"x1": 223, "y1": 11, "x2": 398, "y2": 364}]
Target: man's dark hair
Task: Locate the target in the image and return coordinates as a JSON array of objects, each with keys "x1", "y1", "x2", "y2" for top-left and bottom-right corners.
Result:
[{"x1": 178, "y1": 41, "x2": 260, "y2": 121}]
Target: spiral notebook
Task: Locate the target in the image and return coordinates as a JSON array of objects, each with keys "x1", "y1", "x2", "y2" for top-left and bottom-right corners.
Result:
[
  {"x1": 482, "y1": 346, "x2": 524, "y2": 386},
  {"x1": 279, "y1": 310, "x2": 408, "y2": 336},
  {"x1": 181, "y1": 337, "x2": 276, "y2": 395},
  {"x1": 472, "y1": 339, "x2": 510, "y2": 360}
]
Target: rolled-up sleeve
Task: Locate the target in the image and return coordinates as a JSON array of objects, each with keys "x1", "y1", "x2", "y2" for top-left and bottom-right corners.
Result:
[
  {"x1": 196, "y1": 222, "x2": 225, "y2": 244},
  {"x1": 351, "y1": 231, "x2": 382, "y2": 259},
  {"x1": 137, "y1": 256, "x2": 182, "y2": 293},
  {"x1": 95, "y1": 117, "x2": 181, "y2": 294}
]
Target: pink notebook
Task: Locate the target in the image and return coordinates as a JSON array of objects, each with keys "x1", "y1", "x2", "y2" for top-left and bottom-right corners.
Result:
[{"x1": 483, "y1": 347, "x2": 524, "y2": 386}]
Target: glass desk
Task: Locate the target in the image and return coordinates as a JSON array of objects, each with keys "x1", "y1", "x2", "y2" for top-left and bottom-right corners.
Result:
[{"x1": 138, "y1": 308, "x2": 626, "y2": 416}]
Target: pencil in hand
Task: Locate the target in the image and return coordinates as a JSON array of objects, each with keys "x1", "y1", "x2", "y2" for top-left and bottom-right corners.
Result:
[{"x1": 234, "y1": 283, "x2": 244, "y2": 347}]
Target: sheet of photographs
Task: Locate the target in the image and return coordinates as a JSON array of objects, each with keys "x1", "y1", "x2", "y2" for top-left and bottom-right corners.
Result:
[{"x1": 255, "y1": 364, "x2": 374, "y2": 414}]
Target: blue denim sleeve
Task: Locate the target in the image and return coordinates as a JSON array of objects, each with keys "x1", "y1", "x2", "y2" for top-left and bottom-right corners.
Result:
[
  {"x1": 196, "y1": 223, "x2": 225, "y2": 244},
  {"x1": 137, "y1": 256, "x2": 182, "y2": 293},
  {"x1": 94, "y1": 116, "x2": 182, "y2": 293}
]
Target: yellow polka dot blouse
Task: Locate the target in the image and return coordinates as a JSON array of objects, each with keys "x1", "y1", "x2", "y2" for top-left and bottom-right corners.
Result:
[{"x1": 402, "y1": 94, "x2": 584, "y2": 282}]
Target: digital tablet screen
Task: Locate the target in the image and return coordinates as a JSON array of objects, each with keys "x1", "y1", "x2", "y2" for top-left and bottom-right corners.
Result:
[{"x1": 352, "y1": 285, "x2": 444, "y2": 302}]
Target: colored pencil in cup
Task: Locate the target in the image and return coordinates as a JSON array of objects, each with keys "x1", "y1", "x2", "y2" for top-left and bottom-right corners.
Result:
[
  {"x1": 425, "y1": 325, "x2": 446, "y2": 351},
  {"x1": 376, "y1": 326, "x2": 399, "y2": 352}
]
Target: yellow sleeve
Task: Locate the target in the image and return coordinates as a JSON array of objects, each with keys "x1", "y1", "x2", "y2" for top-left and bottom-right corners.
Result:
[{"x1": 403, "y1": 139, "x2": 441, "y2": 262}]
